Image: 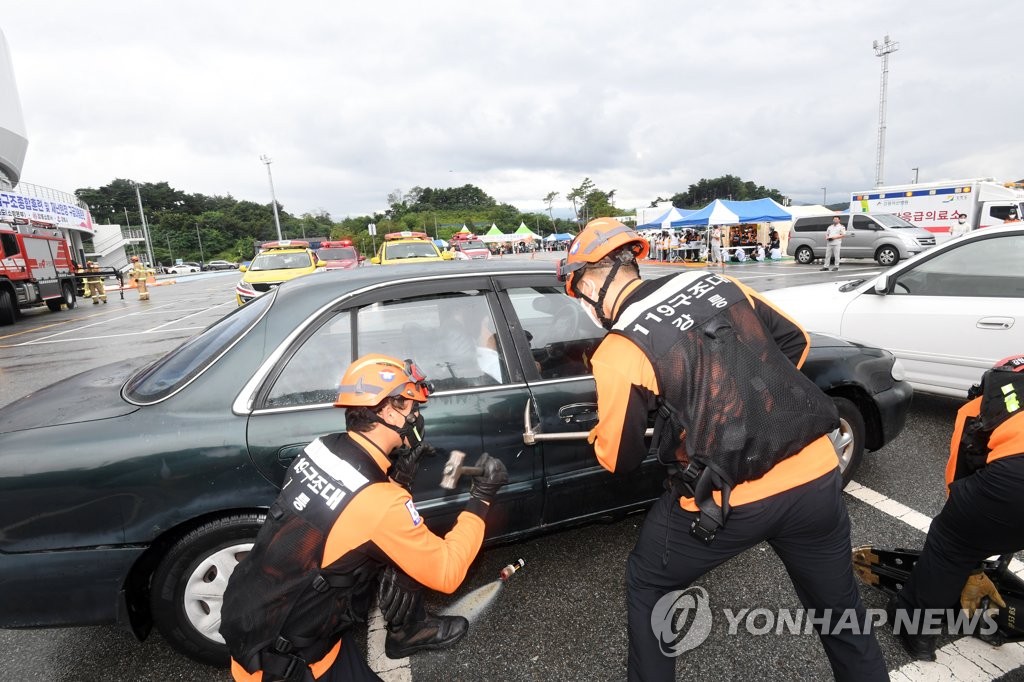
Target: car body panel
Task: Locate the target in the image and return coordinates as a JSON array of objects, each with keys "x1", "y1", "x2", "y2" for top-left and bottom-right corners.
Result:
[
  {"x1": 767, "y1": 225, "x2": 1024, "y2": 397},
  {"x1": 0, "y1": 260, "x2": 912, "y2": 640}
]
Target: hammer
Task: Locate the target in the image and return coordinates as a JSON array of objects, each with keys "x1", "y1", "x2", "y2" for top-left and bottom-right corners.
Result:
[{"x1": 440, "y1": 450, "x2": 483, "y2": 490}]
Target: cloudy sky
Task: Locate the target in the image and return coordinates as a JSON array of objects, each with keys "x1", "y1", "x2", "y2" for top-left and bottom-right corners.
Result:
[{"x1": 2, "y1": 1, "x2": 1022, "y2": 221}]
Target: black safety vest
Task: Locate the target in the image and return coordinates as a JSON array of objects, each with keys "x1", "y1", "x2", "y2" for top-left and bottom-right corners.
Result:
[
  {"x1": 955, "y1": 370, "x2": 1024, "y2": 480},
  {"x1": 221, "y1": 432, "x2": 388, "y2": 673},
  {"x1": 611, "y1": 273, "x2": 838, "y2": 540}
]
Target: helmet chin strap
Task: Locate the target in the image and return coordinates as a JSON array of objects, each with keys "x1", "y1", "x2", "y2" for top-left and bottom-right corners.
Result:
[
  {"x1": 372, "y1": 408, "x2": 423, "y2": 454},
  {"x1": 574, "y1": 260, "x2": 624, "y2": 330}
]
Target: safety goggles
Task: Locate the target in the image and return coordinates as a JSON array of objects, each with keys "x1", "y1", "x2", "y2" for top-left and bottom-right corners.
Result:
[{"x1": 403, "y1": 358, "x2": 434, "y2": 397}]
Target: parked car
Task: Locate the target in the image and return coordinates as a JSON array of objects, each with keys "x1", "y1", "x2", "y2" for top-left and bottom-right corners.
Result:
[
  {"x1": 235, "y1": 241, "x2": 319, "y2": 305},
  {"x1": 0, "y1": 262, "x2": 911, "y2": 666},
  {"x1": 787, "y1": 212, "x2": 936, "y2": 266},
  {"x1": 766, "y1": 224, "x2": 1024, "y2": 398},
  {"x1": 203, "y1": 260, "x2": 237, "y2": 271},
  {"x1": 166, "y1": 262, "x2": 201, "y2": 274}
]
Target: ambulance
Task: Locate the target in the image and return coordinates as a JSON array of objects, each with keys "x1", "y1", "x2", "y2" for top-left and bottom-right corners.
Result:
[{"x1": 850, "y1": 178, "x2": 1024, "y2": 242}]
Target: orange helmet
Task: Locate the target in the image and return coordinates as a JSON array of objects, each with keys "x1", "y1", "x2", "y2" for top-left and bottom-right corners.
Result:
[
  {"x1": 557, "y1": 218, "x2": 649, "y2": 297},
  {"x1": 334, "y1": 354, "x2": 432, "y2": 408}
]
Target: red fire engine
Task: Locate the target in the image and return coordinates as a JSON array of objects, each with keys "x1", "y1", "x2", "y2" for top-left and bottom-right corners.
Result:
[{"x1": 0, "y1": 224, "x2": 80, "y2": 325}]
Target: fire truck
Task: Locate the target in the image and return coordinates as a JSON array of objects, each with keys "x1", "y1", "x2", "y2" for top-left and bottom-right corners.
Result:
[{"x1": 0, "y1": 224, "x2": 80, "y2": 325}]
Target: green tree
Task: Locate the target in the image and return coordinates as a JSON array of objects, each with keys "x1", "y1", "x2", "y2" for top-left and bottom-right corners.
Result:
[
  {"x1": 669, "y1": 175, "x2": 788, "y2": 208},
  {"x1": 543, "y1": 191, "x2": 558, "y2": 228}
]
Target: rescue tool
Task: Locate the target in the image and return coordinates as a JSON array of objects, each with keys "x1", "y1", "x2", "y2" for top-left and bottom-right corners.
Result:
[
  {"x1": 852, "y1": 545, "x2": 1024, "y2": 645},
  {"x1": 440, "y1": 450, "x2": 484, "y2": 490},
  {"x1": 444, "y1": 558, "x2": 526, "y2": 624}
]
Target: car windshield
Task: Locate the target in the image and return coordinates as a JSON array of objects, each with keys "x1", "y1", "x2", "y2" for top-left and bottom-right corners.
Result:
[
  {"x1": 250, "y1": 252, "x2": 312, "y2": 270},
  {"x1": 457, "y1": 240, "x2": 486, "y2": 250},
  {"x1": 318, "y1": 247, "x2": 356, "y2": 260},
  {"x1": 124, "y1": 292, "x2": 274, "y2": 403},
  {"x1": 873, "y1": 214, "x2": 917, "y2": 228},
  {"x1": 385, "y1": 242, "x2": 438, "y2": 259}
]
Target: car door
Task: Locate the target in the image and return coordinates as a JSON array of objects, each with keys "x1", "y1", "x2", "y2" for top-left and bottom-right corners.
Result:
[
  {"x1": 839, "y1": 230, "x2": 1024, "y2": 395},
  {"x1": 244, "y1": 277, "x2": 542, "y2": 540},
  {"x1": 848, "y1": 215, "x2": 876, "y2": 259},
  {"x1": 493, "y1": 274, "x2": 662, "y2": 526}
]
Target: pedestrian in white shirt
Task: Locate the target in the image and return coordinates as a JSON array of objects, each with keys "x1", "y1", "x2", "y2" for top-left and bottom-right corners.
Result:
[{"x1": 822, "y1": 217, "x2": 847, "y2": 271}]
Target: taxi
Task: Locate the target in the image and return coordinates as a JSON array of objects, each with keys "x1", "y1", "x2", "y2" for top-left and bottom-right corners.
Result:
[
  {"x1": 370, "y1": 231, "x2": 452, "y2": 265},
  {"x1": 315, "y1": 239, "x2": 362, "y2": 270},
  {"x1": 235, "y1": 240, "x2": 320, "y2": 305}
]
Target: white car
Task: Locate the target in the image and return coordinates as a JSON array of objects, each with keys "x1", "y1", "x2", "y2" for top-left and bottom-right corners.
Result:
[
  {"x1": 166, "y1": 263, "x2": 201, "y2": 274},
  {"x1": 764, "y1": 225, "x2": 1024, "y2": 398}
]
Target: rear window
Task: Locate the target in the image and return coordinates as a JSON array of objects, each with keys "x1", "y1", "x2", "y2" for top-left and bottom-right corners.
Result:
[
  {"x1": 318, "y1": 247, "x2": 356, "y2": 260},
  {"x1": 124, "y1": 292, "x2": 274, "y2": 404}
]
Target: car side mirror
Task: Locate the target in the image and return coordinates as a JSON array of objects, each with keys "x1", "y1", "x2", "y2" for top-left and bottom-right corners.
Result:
[
  {"x1": 370, "y1": 256, "x2": 381, "y2": 265},
  {"x1": 238, "y1": 265, "x2": 248, "y2": 272},
  {"x1": 873, "y1": 273, "x2": 889, "y2": 295}
]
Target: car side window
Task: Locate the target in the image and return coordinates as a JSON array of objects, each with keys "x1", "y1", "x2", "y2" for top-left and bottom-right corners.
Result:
[
  {"x1": 506, "y1": 286, "x2": 605, "y2": 379},
  {"x1": 892, "y1": 234, "x2": 1024, "y2": 298},
  {"x1": 851, "y1": 215, "x2": 875, "y2": 230},
  {"x1": 356, "y1": 292, "x2": 507, "y2": 391},
  {"x1": 265, "y1": 313, "x2": 353, "y2": 408}
]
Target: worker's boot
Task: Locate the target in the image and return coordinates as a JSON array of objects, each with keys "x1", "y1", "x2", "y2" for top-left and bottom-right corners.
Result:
[
  {"x1": 385, "y1": 609, "x2": 468, "y2": 659},
  {"x1": 886, "y1": 595, "x2": 937, "y2": 662}
]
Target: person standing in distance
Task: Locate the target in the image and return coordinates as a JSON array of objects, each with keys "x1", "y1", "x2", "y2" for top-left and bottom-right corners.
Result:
[
  {"x1": 220, "y1": 354, "x2": 508, "y2": 681},
  {"x1": 557, "y1": 218, "x2": 887, "y2": 681},
  {"x1": 822, "y1": 216, "x2": 847, "y2": 271}
]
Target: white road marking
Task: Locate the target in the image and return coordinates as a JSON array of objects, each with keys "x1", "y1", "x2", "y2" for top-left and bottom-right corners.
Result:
[
  {"x1": 7, "y1": 326, "x2": 206, "y2": 346},
  {"x1": 367, "y1": 606, "x2": 412, "y2": 681},
  {"x1": 20, "y1": 302, "x2": 180, "y2": 343},
  {"x1": 145, "y1": 300, "x2": 234, "y2": 332},
  {"x1": 845, "y1": 480, "x2": 1024, "y2": 678}
]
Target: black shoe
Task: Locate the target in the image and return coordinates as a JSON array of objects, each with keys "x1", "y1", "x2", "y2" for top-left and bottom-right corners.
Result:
[
  {"x1": 820, "y1": 266, "x2": 829, "y2": 271},
  {"x1": 385, "y1": 611, "x2": 468, "y2": 658},
  {"x1": 886, "y1": 595, "x2": 937, "y2": 662}
]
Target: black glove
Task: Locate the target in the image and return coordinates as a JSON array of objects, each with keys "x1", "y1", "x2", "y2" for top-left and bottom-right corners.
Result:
[
  {"x1": 377, "y1": 565, "x2": 422, "y2": 627},
  {"x1": 469, "y1": 453, "x2": 509, "y2": 505},
  {"x1": 388, "y1": 441, "x2": 437, "y2": 490}
]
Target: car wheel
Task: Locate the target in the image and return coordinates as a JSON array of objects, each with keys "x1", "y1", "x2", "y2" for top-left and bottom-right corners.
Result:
[
  {"x1": 0, "y1": 287, "x2": 16, "y2": 325},
  {"x1": 829, "y1": 396, "x2": 865, "y2": 486},
  {"x1": 150, "y1": 513, "x2": 264, "y2": 667},
  {"x1": 45, "y1": 282, "x2": 76, "y2": 311},
  {"x1": 875, "y1": 245, "x2": 900, "y2": 266},
  {"x1": 795, "y1": 246, "x2": 814, "y2": 265}
]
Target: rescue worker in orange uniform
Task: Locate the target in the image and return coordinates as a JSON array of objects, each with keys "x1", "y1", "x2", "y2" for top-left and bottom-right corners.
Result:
[
  {"x1": 888, "y1": 354, "x2": 1024, "y2": 661},
  {"x1": 558, "y1": 218, "x2": 887, "y2": 681},
  {"x1": 129, "y1": 255, "x2": 152, "y2": 300},
  {"x1": 83, "y1": 260, "x2": 107, "y2": 304},
  {"x1": 220, "y1": 354, "x2": 508, "y2": 681}
]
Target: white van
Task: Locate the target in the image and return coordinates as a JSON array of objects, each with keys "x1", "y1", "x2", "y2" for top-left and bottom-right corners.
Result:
[{"x1": 786, "y1": 213, "x2": 936, "y2": 266}]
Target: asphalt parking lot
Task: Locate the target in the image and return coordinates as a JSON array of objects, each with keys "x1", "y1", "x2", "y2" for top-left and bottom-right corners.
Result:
[{"x1": 1, "y1": 257, "x2": 1022, "y2": 681}]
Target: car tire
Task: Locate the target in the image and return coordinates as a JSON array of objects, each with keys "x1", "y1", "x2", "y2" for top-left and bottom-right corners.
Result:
[
  {"x1": 0, "y1": 287, "x2": 16, "y2": 325},
  {"x1": 46, "y1": 281, "x2": 76, "y2": 311},
  {"x1": 795, "y1": 246, "x2": 814, "y2": 265},
  {"x1": 829, "y1": 396, "x2": 865, "y2": 486},
  {"x1": 150, "y1": 513, "x2": 265, "y2": 667},
  {"x1": 875, "y1": 245, "x2": 900, "y2": 266}
]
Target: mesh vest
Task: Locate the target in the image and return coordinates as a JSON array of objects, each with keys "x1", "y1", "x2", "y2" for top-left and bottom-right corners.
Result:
[
  {"x1": 220, "y1": 432, "x2": 388, "y2": 672},
  {"x1": 955, "y1": 370, "x2": 1024, "y2": 480},
  {"x1": 611, "y1": 273, "x2": 838, "y2": 522}
]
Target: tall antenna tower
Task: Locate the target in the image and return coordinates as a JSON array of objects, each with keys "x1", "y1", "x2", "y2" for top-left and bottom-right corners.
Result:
[{"x1": 873, "y1": 35, "x2": 900, "y2": 187}]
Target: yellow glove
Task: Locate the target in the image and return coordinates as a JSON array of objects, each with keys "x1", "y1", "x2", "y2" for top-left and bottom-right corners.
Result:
[{"x1": 960, "y1": 572, "x2": 1007, "y2": 615}]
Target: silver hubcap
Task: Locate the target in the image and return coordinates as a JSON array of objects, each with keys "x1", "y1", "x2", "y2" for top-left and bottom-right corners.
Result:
[
  {"x1": 829, "y1": 419, "x2": 856, "y2": 472},
  {"x1": 183, "y1": 542, "x2": 253, "y2": 643}
]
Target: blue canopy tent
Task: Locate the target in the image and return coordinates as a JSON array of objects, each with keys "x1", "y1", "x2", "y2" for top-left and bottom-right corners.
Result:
[
  {"x1": 678, "y1": 198, "x2": 792, "y2": 226},
  {"x1": 638, "y1": 206, "x2": 697, "y2": 229},
  {"x1": 543, "y1": 233, "x2": 575, "y2": 242}
]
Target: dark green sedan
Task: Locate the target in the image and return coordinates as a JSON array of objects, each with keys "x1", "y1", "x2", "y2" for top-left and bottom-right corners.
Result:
[{"x1": 0, "y1": 261, "x2": 912, "y2": 666}]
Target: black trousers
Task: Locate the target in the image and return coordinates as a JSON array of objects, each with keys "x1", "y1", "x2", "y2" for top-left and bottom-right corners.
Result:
[
  {"x1": 897, "y1": 456, "x2": 1024, "y2": 614},
  {"x1": 300, "y1": 631, "x2": 382, "y2": 682},
  {"x1": 625, "y1": 469, "x2": 887, "y2": 682}
]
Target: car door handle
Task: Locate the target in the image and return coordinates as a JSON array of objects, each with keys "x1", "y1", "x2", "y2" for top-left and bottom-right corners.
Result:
[
  {"x1": 277, "y1": 443, "x2": 307, "y2": 463},
  {"x1": 977, "y1": 317, "x2": 1014, "y2": 330},
  {"x1": 558, "y1": 403, "x2": 598, "y2": 424}
]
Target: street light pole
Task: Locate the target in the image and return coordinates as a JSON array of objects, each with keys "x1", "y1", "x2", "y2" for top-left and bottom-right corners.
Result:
[
  {"x1": 912, "y1": 167, "x2": 920, "y2": 184},
  {"x1": 260, "y1": 154, "x2": 283, "y2": 240},
  {"x1": 132, "y1": 181, "x2": 156, "y2": 268},
  {"x1": 873, "y1": 35, "x2": 900, "y2": 187},
  {"x1": 195, "y1": 222, "x2": 205, "y2": 265},
  {"x1": 821, "y1": 187, "x2": 827, "y2": 205}
]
